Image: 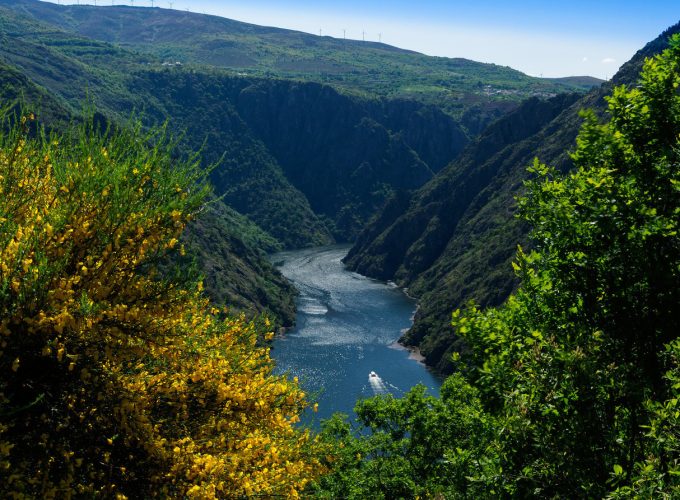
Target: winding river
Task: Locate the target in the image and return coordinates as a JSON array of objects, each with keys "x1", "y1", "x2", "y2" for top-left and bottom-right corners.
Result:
[{"x1": 270, "y1": 245, "x2": 441, "y2": 424}]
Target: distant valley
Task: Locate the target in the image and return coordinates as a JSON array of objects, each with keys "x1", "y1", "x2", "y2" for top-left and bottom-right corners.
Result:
[{"x1": 0, "y1": 0, "x2": 617, "y2": 365}]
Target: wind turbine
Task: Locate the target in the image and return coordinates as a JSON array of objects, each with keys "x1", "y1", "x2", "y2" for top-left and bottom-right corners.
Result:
[{"x1": 168, "y1": 1, "x2": 173, "y2": 8}]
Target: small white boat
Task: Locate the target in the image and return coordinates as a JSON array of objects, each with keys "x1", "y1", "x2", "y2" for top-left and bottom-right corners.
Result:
[{"x1": 368, "y1": 371, "x2": 388, "y2": 395}]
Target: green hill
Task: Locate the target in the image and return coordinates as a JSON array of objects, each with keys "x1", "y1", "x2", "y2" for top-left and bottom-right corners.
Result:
[{"x1": 4, "y1": 0, "x2": 589, "y2": 121}]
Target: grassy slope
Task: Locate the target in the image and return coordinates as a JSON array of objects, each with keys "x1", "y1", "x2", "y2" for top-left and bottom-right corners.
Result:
[{"x1": 3, "y1": 0, "x2": 591, "y2": 120}]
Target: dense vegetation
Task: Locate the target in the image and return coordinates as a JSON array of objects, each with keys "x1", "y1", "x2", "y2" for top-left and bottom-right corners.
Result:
[
  {"x1": 346, "y1": 22, "x2": 680, "y2": 373},
  {"x1": 316, "y1": 35, "x2": 680, "y2": 498},
  {"x1": 0, "y1": 116, "x2": 321, "y2": 498},
  {"x1": 1, "y1": 2, "x2": 678, "y2": 497},
  {"x1": 2, "y1": 0, "x2": 596, "y2": 121}
]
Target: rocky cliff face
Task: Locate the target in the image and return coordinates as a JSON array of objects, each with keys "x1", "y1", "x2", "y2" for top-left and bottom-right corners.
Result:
[
  {"x1": 345, "y1": 93, "x2": 581, "y2": 282},
  {"x1": 345, "y1": 23, "x2": 680, "y2": 373},
  {"x1": 234, "y1": 80, "x2": 468, "y2": 239}
]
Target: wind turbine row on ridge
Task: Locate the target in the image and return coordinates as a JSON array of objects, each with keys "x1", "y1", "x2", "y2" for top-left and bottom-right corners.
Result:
[
  {"x1": 316, "y1": 28, "x2": 383, "y2": 43},
  {"x1": 60, "y1": 1, "x2": 385, "y2": 38},
  {"x1": 62, "y1": 0, "x2": 164, "y2": 6}
]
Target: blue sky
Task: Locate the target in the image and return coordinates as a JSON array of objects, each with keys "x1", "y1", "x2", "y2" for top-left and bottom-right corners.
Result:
[{"x1": 43, "y1": 1, "x2": 679, "y2": 79}]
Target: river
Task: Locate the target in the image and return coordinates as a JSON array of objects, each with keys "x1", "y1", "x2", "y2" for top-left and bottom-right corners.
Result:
[{"x1": 270, "y1": 245, "x2": 441, "y2": 424}]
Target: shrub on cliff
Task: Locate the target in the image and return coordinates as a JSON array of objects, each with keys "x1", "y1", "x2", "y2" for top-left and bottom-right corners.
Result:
[{"x1": 0, "y1": 115, "x2": 322, "y2": 498}]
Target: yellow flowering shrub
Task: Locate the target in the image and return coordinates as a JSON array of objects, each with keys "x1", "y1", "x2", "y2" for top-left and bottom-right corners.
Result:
[{"x1": 0, "y1": 115, "x2": 323, "y2": 498}]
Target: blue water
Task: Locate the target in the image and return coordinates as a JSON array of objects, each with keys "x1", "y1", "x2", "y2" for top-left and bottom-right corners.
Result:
[{"x1": 270, "y1": 245, "x2": 441, "y2": 425}]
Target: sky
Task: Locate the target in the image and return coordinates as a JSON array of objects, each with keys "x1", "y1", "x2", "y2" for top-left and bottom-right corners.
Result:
[{"x1": 42, "y1": 1, "x2": 679, "y2": 79}]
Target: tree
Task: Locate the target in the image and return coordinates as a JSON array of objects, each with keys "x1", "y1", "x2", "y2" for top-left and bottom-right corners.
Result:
[
  {"x1": 0, "y1": 116, "x2": 322, "y2": 498},
  {"x1": 314, "y1": 376, "x2": 497, "y2": 499},
  {"x1": 316, "y1": 34, "x2": 680, "y2": 497},
  {"x1": 458, "y1": 32, "x2": 680, "y2": 496}
]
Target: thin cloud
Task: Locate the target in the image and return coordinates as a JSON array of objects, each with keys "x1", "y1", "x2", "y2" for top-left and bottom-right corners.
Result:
[
  {"x1": 601, "y1": 57, "x2": 617, "y2": 64},
  {"x1": 582, "y1": 56, "x2": 588, "y2": 62}
]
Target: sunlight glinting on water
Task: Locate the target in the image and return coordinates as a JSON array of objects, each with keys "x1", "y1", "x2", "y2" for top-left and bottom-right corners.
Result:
[{"x1": 270, "y1": 245, "x2": 440, "y2": 424}]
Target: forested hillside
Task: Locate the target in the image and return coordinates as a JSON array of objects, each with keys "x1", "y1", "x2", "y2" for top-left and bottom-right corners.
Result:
[
  {"x1": 2, "y1": 0, "x2": 595, "y2": 121},
  {"x1": 346, "y1": 22, "x2": 680, "y2": 373},
  {"x1": 128, "y1": 71, "x2": 469, "y2": 240}
]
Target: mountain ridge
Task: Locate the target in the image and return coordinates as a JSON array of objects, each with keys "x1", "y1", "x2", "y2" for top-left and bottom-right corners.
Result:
[{"x1": 2, "y1": 0, "x2": 593, "y2": 122}]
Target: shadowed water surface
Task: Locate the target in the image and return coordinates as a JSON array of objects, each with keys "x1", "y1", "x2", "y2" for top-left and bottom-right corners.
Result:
[{"x1": 270, "y1": 245, "x2": 441, "y2": 425}]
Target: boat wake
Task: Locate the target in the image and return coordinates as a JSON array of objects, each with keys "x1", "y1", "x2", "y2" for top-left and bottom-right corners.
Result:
[{"x1": 368, "y1": 371, "x2": 389, "y2": 395}]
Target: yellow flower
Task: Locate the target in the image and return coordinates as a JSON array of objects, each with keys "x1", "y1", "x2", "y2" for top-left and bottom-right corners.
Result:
[{"x1": 22, "y1": 258, "x2": 33, "y2": 272}]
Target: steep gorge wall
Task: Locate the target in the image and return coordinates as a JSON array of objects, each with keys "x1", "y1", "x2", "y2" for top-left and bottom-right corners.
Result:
[
  {"x1": 345, "y1": 23, "x2": 680, "y2": 373},
  {"x1": 134, "y1": 71, "x2": 470, "y2": 242}
]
